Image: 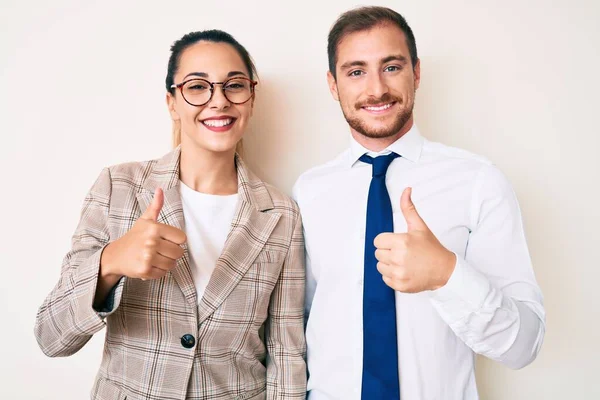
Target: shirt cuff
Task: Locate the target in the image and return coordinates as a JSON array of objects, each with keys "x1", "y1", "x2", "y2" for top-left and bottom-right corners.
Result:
[
  {"x1": 429, "y1": 254, "x2": 493, "y2": 325},
  {"x1": 94, "y1": 278, "x2": 123, "y2": 315}
]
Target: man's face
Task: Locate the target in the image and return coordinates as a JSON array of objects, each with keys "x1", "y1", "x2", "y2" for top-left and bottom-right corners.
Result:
[{"x1": 328, "y1": 23, "x2": 420, "y2": 140}]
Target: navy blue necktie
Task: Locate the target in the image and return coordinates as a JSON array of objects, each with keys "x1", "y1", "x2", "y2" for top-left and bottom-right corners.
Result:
[{"x1": 360, "y1": 152, "x2": 400, "y2": 400}]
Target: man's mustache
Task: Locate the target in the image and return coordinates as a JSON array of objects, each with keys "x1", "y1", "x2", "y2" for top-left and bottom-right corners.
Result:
[{"x1": 355, "y1": 93, "x2": 401, "y2": 110}]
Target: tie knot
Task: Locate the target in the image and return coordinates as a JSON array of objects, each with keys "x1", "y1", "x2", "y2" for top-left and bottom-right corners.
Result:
[{"x1": 359, "y1": 152, "x2": 400, "y2": 177}]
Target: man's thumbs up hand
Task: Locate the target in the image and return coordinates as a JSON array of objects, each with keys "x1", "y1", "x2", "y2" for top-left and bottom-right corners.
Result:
[{"x1": 374, "y1": 188, "x2": 456, "y2": 293}]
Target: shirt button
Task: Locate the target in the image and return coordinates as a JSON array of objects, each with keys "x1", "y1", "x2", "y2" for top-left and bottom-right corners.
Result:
[
  {"x1": 180, "y1": 334, "x2": 196, "y2": 349},
  {"x1": 358, "y1": 279, "x2": 363, "y2": 286}
]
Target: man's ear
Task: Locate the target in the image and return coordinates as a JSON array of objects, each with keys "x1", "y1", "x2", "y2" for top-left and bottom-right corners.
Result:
[
  {"x1": 413, "y1": 58, "x2": 421, "y2": 90},
  {"x1": 327, "y1": 70, "x2": 340, "y2": 101}
]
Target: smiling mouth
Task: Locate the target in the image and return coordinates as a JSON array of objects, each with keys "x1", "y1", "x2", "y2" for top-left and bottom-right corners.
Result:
[
  {"x1": 202, "y1": 118, "x2": 235, "y2": 127},
  {"x1": 362, "y1": 102, "x2": 396, "y2": 112}
]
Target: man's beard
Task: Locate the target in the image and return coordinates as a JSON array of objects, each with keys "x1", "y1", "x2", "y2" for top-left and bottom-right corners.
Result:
[{"x1": 342, "y1": 93, "x2": 413, "y2": 139}]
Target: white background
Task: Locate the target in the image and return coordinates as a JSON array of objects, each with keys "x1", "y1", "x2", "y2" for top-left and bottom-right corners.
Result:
[{"x1": 1, "y1": 0, "x2": 598, "y2": 399}]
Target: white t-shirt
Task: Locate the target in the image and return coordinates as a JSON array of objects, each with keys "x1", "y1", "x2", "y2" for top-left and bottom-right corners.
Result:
[{"x1": 179, "y1": 181, "x2": 239, "y2": 302}]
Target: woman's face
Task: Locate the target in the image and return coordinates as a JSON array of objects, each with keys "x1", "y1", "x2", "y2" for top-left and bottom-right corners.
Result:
[{"x1": 167, "y1": 41, "x2": 254, "y2": 154}]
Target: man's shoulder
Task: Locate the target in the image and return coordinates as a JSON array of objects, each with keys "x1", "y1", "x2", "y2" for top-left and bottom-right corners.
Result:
[
  {"x1": 421, "y1": 138, "x2": 515, "y2": 195},
  {"x1": 292, "y1": 149, "x2": 350, "y2": 202},
  {"x1": 421, "y1": 138, "x2": 493, "y2": 167}
]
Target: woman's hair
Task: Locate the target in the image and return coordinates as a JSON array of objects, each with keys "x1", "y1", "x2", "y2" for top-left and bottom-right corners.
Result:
[{"x1": 166, "y1": 30, "x2": 258, "y2": 151}]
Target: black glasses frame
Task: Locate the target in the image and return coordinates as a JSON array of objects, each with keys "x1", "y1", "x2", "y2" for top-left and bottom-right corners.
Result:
[{"x1": 170, "y1": 77, "x2": 258, "y2": 106}]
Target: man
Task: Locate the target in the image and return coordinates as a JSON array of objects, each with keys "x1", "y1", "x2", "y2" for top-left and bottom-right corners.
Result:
[{"x1": 293, "y1": 6, "x2": 545, "y2": 400}]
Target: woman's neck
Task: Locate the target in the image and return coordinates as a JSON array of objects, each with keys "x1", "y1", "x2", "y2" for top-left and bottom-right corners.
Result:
[{"x1": 179, "y1": 143, "x2": 238, "y2": 195}]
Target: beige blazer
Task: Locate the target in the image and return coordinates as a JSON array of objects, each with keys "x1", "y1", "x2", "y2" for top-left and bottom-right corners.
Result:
[{"x1": 34, "y1": 147, "x2": 307, "y2": 399}]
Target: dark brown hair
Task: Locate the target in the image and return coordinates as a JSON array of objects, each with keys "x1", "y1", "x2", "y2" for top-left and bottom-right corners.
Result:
[
  {"x1": 165, "y1": 29, "x2": 258, "y2": 94},
  {"x1": 327, "y1": 6, "x2": 418, "y2": 79}
]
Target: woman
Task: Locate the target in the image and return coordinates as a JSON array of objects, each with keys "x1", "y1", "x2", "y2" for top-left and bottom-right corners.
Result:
[{"x1": 34, "y1": 30, "x2": 306, "y2": 400}]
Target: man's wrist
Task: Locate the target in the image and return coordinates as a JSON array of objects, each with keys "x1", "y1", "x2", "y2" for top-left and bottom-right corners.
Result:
[{"x1": 433, "y1": 250, "x2": 456, "y2": 290}]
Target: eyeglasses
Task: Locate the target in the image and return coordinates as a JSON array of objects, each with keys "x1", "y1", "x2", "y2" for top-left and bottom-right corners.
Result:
[{"x1": 170, "y1": 77, "x2": 257, "y2": 106}]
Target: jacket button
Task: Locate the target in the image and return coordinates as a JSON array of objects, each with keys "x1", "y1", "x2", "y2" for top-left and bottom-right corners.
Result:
[{"x1": 181, "y1": 334, "x2": 195, "y2": 349}]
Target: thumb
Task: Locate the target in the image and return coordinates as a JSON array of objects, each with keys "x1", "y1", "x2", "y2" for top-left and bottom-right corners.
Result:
[
  {"x1": 400, "y1": 187, "x2": 428, "y2": 231},
  {"x1": 141, "y1": 187, "x2": 164, "y2": 221}
]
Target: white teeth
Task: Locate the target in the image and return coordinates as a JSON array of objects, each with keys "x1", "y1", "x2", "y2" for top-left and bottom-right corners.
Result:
[
  {"x1": 365, "y1": 103, "x2": 393, "y2": 111},
  {"x1": 203, "y1": 118, "x2": 233, "y2": 127}
]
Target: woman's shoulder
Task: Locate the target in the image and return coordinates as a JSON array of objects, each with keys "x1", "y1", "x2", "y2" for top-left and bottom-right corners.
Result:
[
  {"x1": 89, "y1": 156, "x2": 165, "y2": 199},
  {"x1": 104, "y1": 158, "x2": 156, "y2": 180},
  {"x1": 105, "y1": 147, "x2": 179, "y2": 184},
  {"x1": 262, "y1": 183, "x2": 300, "y2": 216}
]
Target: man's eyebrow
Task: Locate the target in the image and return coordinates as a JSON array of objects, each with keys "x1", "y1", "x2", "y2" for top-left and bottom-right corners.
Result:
[
  {"x1": 339, "y1": 55, "x2": 409, "y2": 71},
  {"x1": 381, "y1": 54, "x2": 408, "y2": 64},
  {"x1": 339, "y1": 60, "x2": 367, "y2": 70}
]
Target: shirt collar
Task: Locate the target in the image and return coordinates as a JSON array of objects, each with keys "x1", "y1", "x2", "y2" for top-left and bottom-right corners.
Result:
[{"x1": 347, "y1": 124, "x2": 424, "y2": 168}]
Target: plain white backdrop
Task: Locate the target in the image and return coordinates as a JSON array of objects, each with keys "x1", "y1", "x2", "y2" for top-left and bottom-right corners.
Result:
[{"x1": 1, "y1": 0, "x2": 598, "y2": 398}]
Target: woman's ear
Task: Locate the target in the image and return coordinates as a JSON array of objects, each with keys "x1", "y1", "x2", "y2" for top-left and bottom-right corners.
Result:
[
  {"x1": 249, "y1": 93, "x2": 256, "y2": 117},
  {"x1": 166, "y1": 92, "x2": 180, "y2": 121}
]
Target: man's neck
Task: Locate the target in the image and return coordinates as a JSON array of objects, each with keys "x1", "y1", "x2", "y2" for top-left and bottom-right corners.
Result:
[{"x1": 351, "y1": 117, "x2": 414, "y2": 152}]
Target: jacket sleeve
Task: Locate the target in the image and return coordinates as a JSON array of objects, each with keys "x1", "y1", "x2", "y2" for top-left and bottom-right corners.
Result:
[
  {"x1": 265, "y1": 210, "x2": 307, "y2": 399},
  {"x1": 34, "y1": 167, "x2": 126, "y2": 357}
]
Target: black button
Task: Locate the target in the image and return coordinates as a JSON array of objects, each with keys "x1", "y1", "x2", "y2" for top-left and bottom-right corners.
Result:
[{"x1": 181, "y1": 334, "x2": 195, "y2": 348}]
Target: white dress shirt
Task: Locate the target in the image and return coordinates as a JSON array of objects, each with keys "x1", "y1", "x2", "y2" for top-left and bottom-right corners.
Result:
[{"x1": 292, "y1": 125, "x2": 545, "y2": 400}]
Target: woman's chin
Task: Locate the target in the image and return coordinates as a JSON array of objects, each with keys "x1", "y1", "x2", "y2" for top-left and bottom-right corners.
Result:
[
  {"x1": 184, "y1": 132, "x2": 242, "y2": 154},
  {"x1": 203, "y1": 139, "x2": 241, "y2": 154}
]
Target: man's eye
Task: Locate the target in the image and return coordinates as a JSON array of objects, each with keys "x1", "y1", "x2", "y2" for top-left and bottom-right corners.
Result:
[
  {"x1": 349, "y1": 70, "x2": 364, "y2": 77},
  {"x1": 384, "y1": 65, "x2": 401, "y2": 72}
]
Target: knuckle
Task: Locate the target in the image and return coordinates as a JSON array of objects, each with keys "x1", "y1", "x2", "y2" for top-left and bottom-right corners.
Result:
[
  {"x1": 373, "y1": 236, "x2": 382, "y2": 248},
  {"x1": 374, "y1": 250, "x2": 382, "y2": 260},
  {"x1": 392, "y1": 268, "x2": 405, "y2": 281},
  {"x1": 383, "y1": 276, "x2": 397, "y2": 290},
  {"x1": 142, "y1": 250, "x2": 153, "y2": 262},
  {"x1": 138, "y1": 267, "x2": 150, "y2": 279}
]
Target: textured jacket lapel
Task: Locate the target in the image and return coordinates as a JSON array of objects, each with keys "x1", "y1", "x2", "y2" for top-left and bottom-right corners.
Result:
[
  {"x1": 136, "y1": 146, "x2": 198, "y2": 307},
  {"x1": 197, "y1": 155, "x2": 281, "y2": 324}
]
